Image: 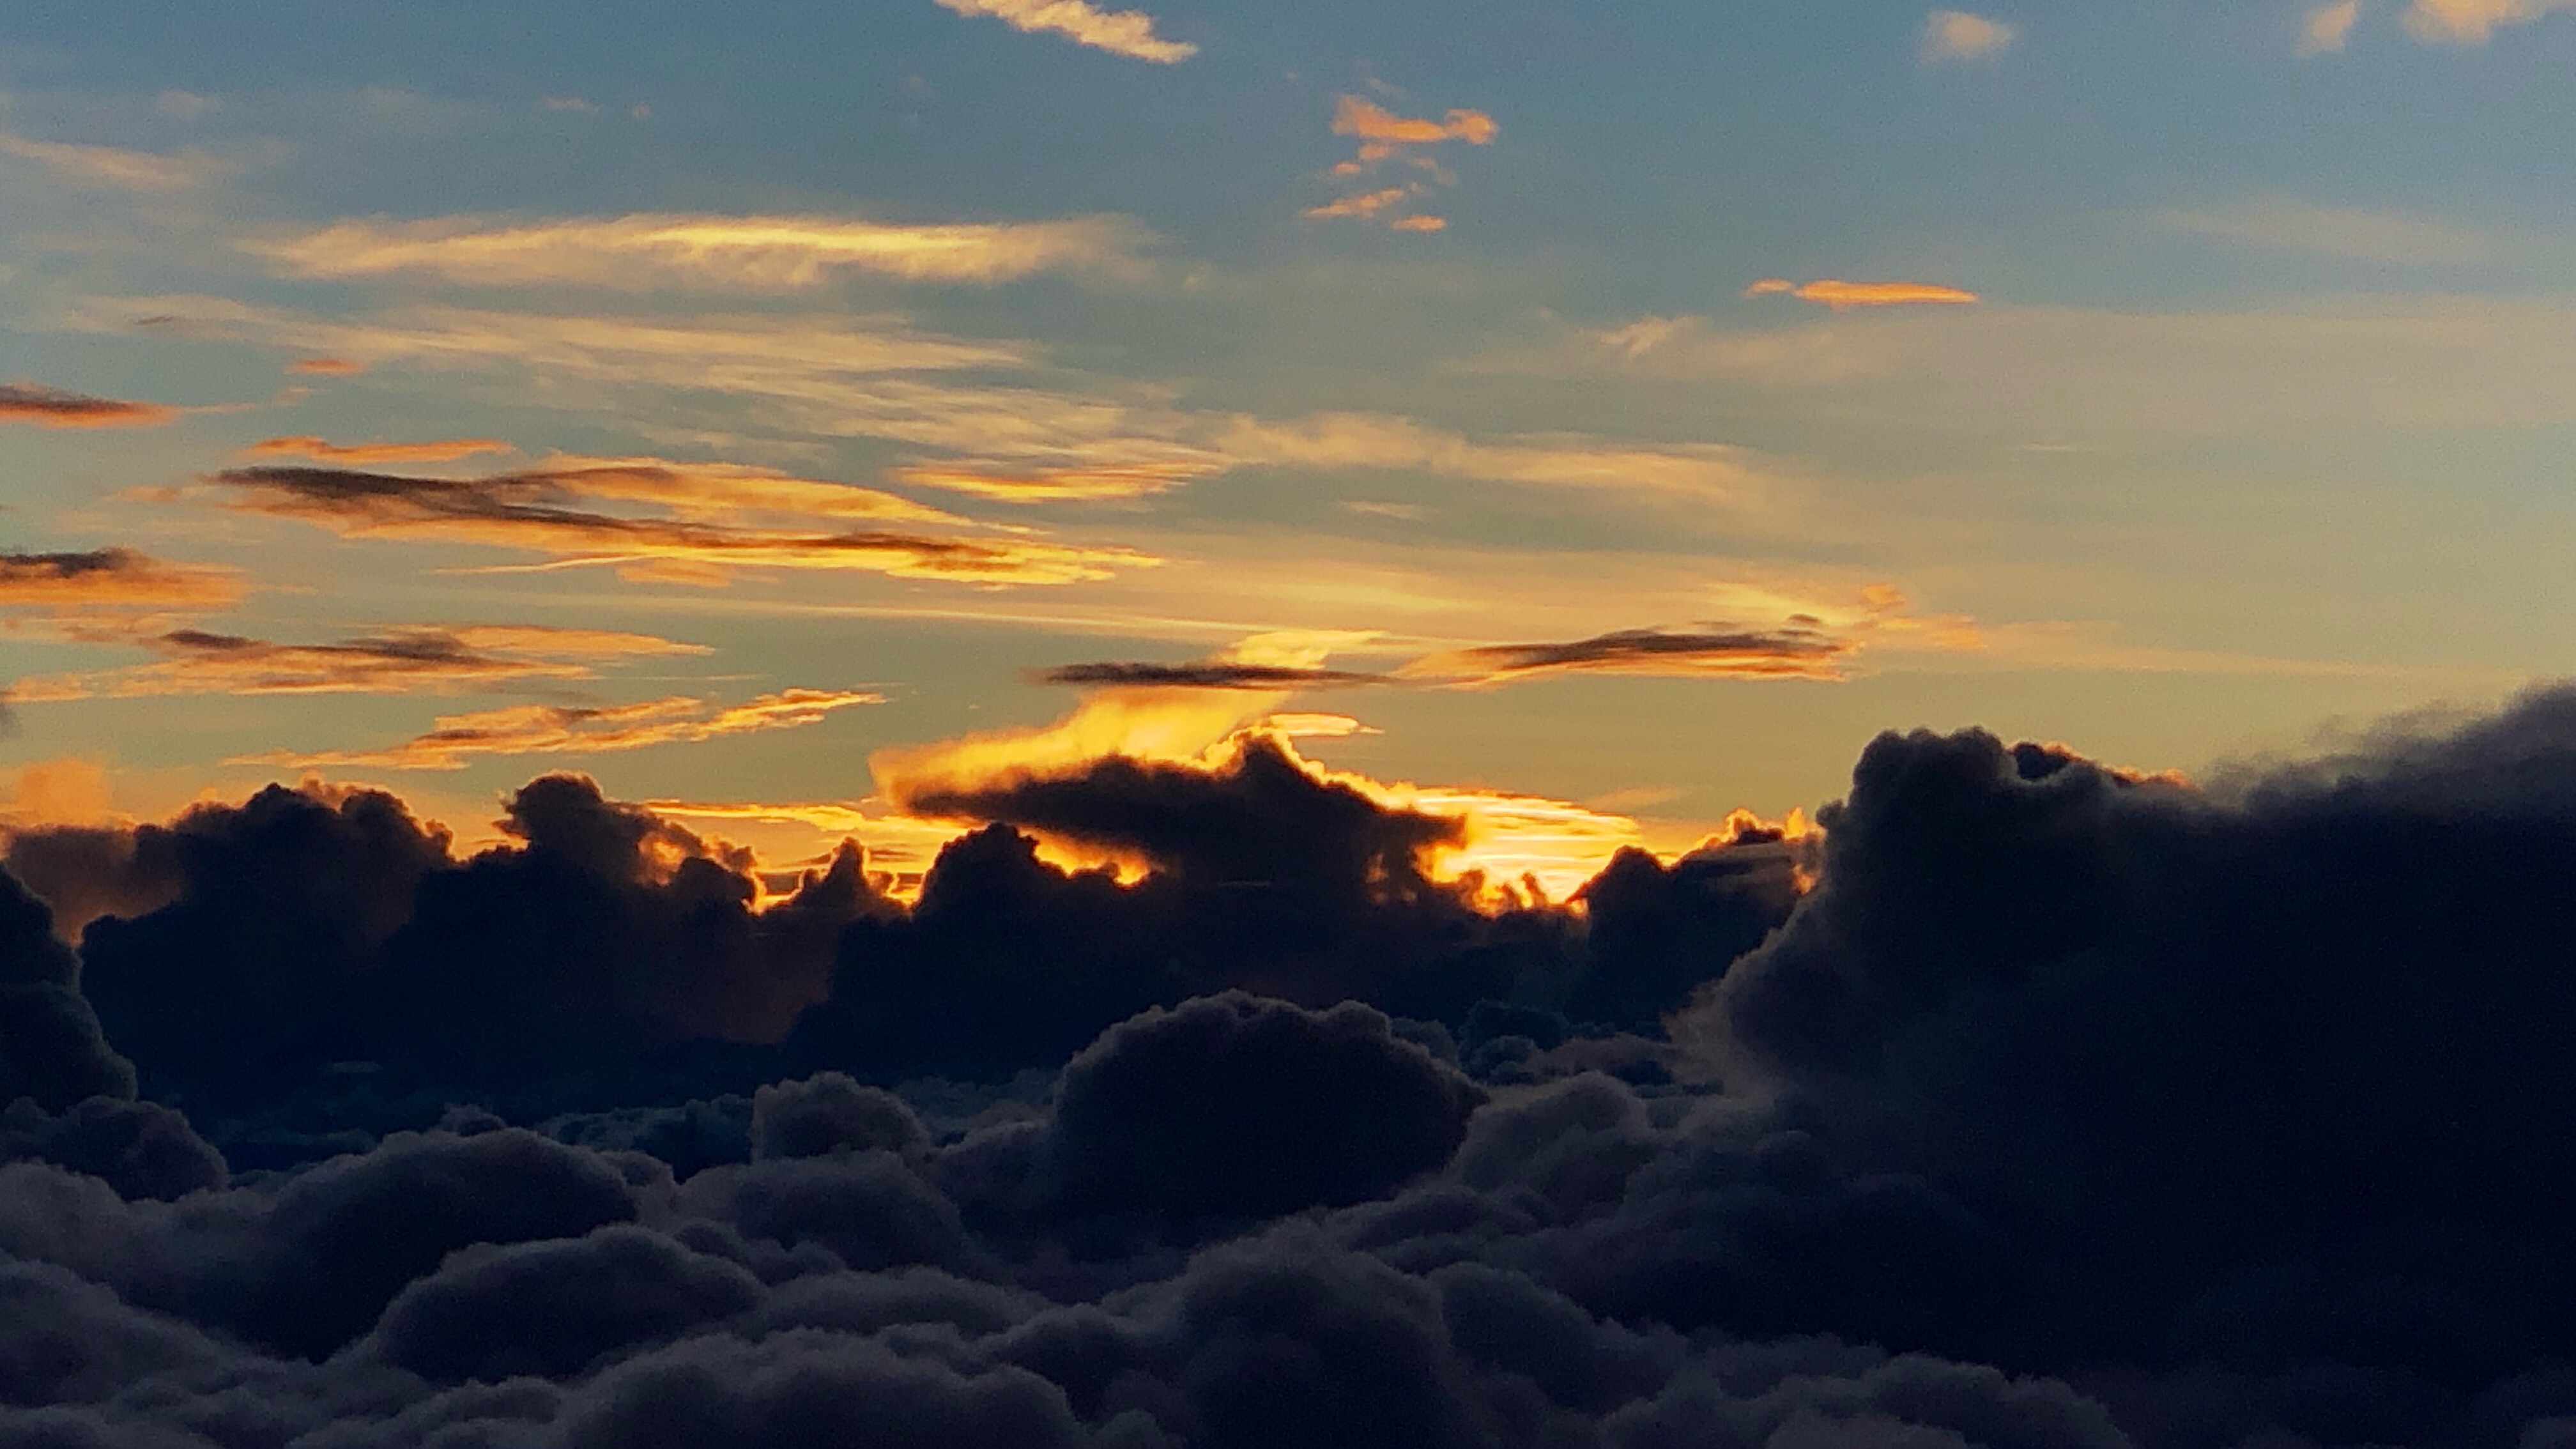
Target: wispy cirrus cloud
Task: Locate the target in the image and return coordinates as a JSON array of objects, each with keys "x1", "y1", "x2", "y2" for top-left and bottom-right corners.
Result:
[
  {"x1": 246, "y1": 212, "x2": 1155, "y2": 288},
  {"x1": 237, "y1": 687, "x2": 880, "y2": 770},
  {"x1": 2158, "y1": 197, "x2": 2505, "y2": 264},
  {"x1": 201, "y1": 460, "x2": 1153, "y2": 586},
  {"x1": 1511, "y1": 298, "x2": 2576, "y2": 433},
  {"x1": 86, "y1": 297, "x2": 1782, "y2": 508},
  {"x1": 9, "y1": 624, "x2": 706, "y2": 702},
  {"x1": 244, "y1": 435, "x2": 515, "y2": 464},
  {"x1": 0, "y1": 132, "x2": 225, "y2": 190},
  {"x1": 930, "y1": 0, "x2": 1195, "y2": 62},
  {"x1": 1920, "y1": 9, "x2": 2018, "y2": 62},
  {"x1": 0, "y1": 383, "x2": 178, "y2": 429},
  {"x1": 1744, "y1": 278, "x2": 1981, "y2": 309}
]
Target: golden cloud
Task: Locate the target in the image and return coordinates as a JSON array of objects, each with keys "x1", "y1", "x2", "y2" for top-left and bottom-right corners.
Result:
[
  {"x1": 0, "y1": 549, "x2": 245, "y2": 615},
  {"x1": 247, "y1": 212, "x2": 1155, "y2": 288},
  {"x1": 931, "y1": 0, "x2": 1196, "y2": 61},
  {"x1": 205, "y1": 461, "x2": 1153, "y2": 586},
  {"x1": 235, "y1": 687, "x2": 880, "y2": 770},
  {"x1": 245, "y1": 436, "x2": 516, "y2": 464}
]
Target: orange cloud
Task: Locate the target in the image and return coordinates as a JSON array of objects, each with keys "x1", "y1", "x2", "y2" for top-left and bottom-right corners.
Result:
[
  {"x1": 0, "y1": 549, "x2": 245, "y2": 615},
  {"x1": 245, "y1": 435, "x2": 516, "y2": 464},
  {"x1": 931, "y1": 0, "x2": 1196, "y2": 61},
  {"x1": 1330, "y1": 96, "x2": 1500, "y2": 148},
  {"x1": 205, "y1": 461, "x2": 1153, "y2": 586},
  {"x1": 236, "y1": 687, "x2": 880, "y2": 770},
  {"x1": 284, "y1": 356, "x2": 367, "y2": 376},
  {"x1": 9, "y1": 624, "x2": 707, "y2": 703},
  {"x1": 1744, "y1": 278, "x2": 1981, "y2": 309},
  {"x1": 249, "y1": 212, "x2": 1155, "y2": 289},
  {"x1": 2402, "y1": 0, "x2": 2576, "y2": 41},
  {"x1": 1310, "y1": 95, "x2": 1496, "y2": 232},
  {"x1": 1920, "y1": 9, "x2": 2018, "y2": 62},
  {"x1": 0, "y1": 383, "x2": 178, "y2": 429}
]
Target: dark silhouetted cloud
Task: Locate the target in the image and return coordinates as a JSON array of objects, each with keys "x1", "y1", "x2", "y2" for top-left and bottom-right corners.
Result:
[
  {"x1": 0, "y1": 686, "x2": 2570, "y2": 1448},
  {"x1": 0, "y1": 383, "x2": 177, "y2": 428}
]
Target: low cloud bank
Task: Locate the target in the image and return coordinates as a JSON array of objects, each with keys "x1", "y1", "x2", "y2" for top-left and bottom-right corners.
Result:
[{"x1": 2, "y1": 686, "x2": 2573, "y2": 1447}]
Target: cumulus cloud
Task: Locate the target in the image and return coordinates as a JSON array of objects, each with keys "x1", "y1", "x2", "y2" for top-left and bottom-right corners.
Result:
[
  {"x1": 3, "y1": 687, "x2": 2571, "y2": 1441},
  {"x1": 203, "y1": 461, "x2": 1153, "y2": 586},
  {"x1": 235, "y1": 687, "x2": 882, "y2": 770},
  {"x1": 248, "y1": 212, "x2": 1156, "y2": 288},
  {"x1": 931, "y1": 0, "x2": 1196, "y2": 61},
  {"x1": 0, "y1": 383, "x2": 177, "y2": 429},
  {"x1": 8, "y1": 624, "x2": 707, "y2": 703},
  {"x1": 2298, "y1": 0, "x2": 2363, "y2": 52},
  {"x1": 1920, "y1": 8, "x2": 2018, "y2": 61},
  {"x1": 1744, "y1": 278, "x2": 1981, "y2": 309}
]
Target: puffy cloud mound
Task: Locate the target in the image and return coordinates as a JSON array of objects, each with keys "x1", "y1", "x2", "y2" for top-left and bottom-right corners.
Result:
[
  {"x1": 0, "y1": 687, "x2": 2568, "y2": 1447},
  {"x1": 1039, "y1": 993, "x2": 1483, "y2": 1220},
  {"x1": 0, "y1": 866, "x2": 136, "y2": 1110}
]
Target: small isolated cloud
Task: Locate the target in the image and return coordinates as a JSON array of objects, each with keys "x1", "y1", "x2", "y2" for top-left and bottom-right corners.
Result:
[
  {"x1": 541, "y1": 95, "x2": 600, "y2": 114},
  {"x1": 10, "y1": 624, "x2": 706, "y2": 703},
  {"x1": 238, "y1": 687, "x2": 880, "y2": 770},
  {"x1": 1303, "y1": 186, "x2": 1416, "y2": 220},
  {"x1": 0, "y1": 132, "x2": 222, "y2": 190},
  {"x1": 1308, "y1": 95, "x2": 1497, "y2": 233},
  {"x1": 244, "y1": 436, "x2": 516, "y2": 465},
  {"x1": 2299, "y1": 0, "x2": 2363, "y2": 52},
  {"x1": 931, "y1": 0, "x2": 1196, "y2": 62},
  {"x1": 204, "y1": 459, "x2": 1154, "y2": 586},
  {"x1": 284, "y1": 356, "x2": 367, "y2": 376},
  {"x1": 1920, "y1": 9, "x2": 2018, "y2": 61},
  {"x1": 1744, "y1": 278, "x2": 1981, "y2": 309},
  {"x1": 884, "y1": 461, "x2": 1211, "y2": 503},
  {"x1": 2400, "y1": 0, "x2": 2575, "y2": 40},
  {"x1": 247, "y1": 212, "x2": 1156, "y2": 289},
  {"x1": 0, "y1": 383, "x2": 178, "y2": 429}
]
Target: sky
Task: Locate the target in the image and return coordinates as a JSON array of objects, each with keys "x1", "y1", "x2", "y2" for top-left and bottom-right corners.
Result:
[{"x1": 3, "y1": 0, "x2": 2572, "y2": 890}]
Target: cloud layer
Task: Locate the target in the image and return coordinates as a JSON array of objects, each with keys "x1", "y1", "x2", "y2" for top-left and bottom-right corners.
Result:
[{"x1": 0, "y1": 684, "x2": 2570, "y2": 1446}]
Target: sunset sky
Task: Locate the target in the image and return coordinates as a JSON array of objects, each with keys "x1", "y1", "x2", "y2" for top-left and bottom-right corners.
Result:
[{"x1": 4, "y1": 0, "x2": 2571, "y2": 887}]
